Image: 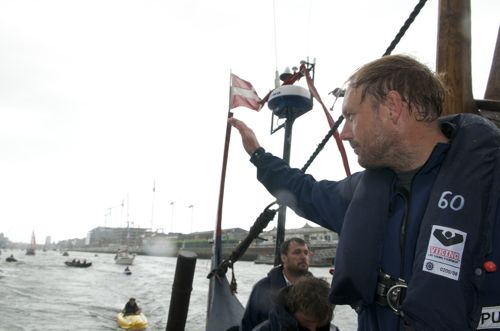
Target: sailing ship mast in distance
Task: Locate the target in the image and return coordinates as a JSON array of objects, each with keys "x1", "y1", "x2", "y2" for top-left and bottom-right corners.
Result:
[
  {"x1": 114, "y1": 195, "x2": 136, "y2": 265},
  {"x1": 26, "y1": 231, "x2": 36, "y2": 255}
]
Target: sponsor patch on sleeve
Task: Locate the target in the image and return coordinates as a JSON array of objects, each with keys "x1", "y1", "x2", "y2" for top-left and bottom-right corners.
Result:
[
  {"x1": 478, "y1": 306, "x2": 500, "y2": 330},
  {"x1": 422, "y1": 225, "x2": 466, "y2": 280}
]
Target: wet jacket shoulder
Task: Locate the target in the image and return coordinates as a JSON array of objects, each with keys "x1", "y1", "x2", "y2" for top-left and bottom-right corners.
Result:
[{"x1": 250, "y1": 150, "x2": 362, "y2": 234}]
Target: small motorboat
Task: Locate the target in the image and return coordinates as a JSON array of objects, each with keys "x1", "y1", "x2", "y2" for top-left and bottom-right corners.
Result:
[
  {"x1": 117, "y1": 312, "x2": 148, "y2": 330},
  {"x1": 64, "y1": 259, "x2": 92, "y2": 268},
  {"x1": 6, "y1": 255, "x2": 17, "y2": 262},
  {"x1": 114, "y1": 251, "x2": 135, "y2": 265},
  {"x1": 124, "y1": 267, "x2": 132, "y2": 275}
]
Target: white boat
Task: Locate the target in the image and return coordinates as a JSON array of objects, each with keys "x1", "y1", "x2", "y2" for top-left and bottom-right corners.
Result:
[
  {"x1": 26, "y1": 231, "x2": 36, "y2": 255},
  {"x1": 113, "y1": 196, "x2": 136, "y2": 266},
  {"x1": 115, "y1": 251, "x2": 135, "y2": 265}
]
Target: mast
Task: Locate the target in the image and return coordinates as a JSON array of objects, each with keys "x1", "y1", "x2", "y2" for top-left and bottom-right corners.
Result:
[
  {"x1": 269, "y1": 63, "x2": 315, "y2": 265},
  {"x1": 212, "y1": 72, "x2": 235, "y2": 267},
  {"x1": 31, "y1": 231, "x2": 36, "y2": 249},
  {"x1": 274, "y1": 114, "x2": 294, "y2": 266},
  {"x1": 151, "y1": 180, "x2": 156, "y2": 231},
  {"x1": 213, "y1": 111, "x2": 233, "y2": 266},
  {"x1": 205, "y1": 74, "x2": 246, "y2": 331},
  {"x1": 437, "y1": 0, "x2": 475, "y2": 115}
]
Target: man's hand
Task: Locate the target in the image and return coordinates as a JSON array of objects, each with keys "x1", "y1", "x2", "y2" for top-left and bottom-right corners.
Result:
[{"x1": 228, "y1": 117, "x2": 262, "y2": 156}]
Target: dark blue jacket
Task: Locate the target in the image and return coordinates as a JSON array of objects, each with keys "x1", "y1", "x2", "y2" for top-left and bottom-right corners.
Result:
[
  {"x1": 250, "y1": 114, "x2": 500, "y2": 330},
  {"x1": 241, "y1": 266, "x2": 288, "y2": 331}
]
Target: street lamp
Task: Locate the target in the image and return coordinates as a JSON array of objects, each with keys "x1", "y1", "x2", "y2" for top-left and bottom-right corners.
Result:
[
  {"x1": 188, "y1": 204, "x2": 195, "y2": 233},
  {"x1": 104, "y1": 200, "x2": 125, "y2": 227},
  {"x1": 170, "y1": 201, "x2": 175, "y2": 233}
]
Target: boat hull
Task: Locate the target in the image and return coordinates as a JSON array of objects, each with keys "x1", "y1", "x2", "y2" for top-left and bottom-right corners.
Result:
[
  {"x1": 115, "y1": 253, "x2": 135, "y2": 265},
  {"x1": 117, "y1": 312, "x2": 148, "y2": 330},
  {"x1": 65, "y1": 261, "x2": 92, "y2": 268},
  {"x1": 115, "y1": 256, "x2": 135, "y2": 265}
]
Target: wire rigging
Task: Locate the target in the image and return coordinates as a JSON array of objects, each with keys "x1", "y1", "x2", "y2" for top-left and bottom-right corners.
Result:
[{"x1": 272, "y1": 0, "x2": 279, "y2": 75}]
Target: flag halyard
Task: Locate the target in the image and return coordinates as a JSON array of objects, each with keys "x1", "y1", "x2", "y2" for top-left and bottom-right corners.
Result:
[{"x1": 230, "y1": 73, "x2": 261, "y2": 111}]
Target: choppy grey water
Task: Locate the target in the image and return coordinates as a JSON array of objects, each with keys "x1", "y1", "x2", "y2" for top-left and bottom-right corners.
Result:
[{"x1": 0, "y1": 250, "x2": 357, "y2": 330}]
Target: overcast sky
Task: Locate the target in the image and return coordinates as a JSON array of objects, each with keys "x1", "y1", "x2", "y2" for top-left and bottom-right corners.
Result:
[{"x1": 1, "y1": 0, "x2": 498, "y2": 243}]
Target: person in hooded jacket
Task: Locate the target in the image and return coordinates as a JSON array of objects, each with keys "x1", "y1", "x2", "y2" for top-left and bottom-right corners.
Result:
[{"x1": 122, "y1": 298, "x2": 141, "y2": 316}]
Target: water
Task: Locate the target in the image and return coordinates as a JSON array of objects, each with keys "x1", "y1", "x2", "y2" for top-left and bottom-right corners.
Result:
[{"x1": 0, "y1": 250, "x2": 357, "y2": 330}]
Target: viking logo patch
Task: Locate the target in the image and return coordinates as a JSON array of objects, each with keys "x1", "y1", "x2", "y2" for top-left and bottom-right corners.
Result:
[
  {"x1": 423, "y1": 225, "x2": 467, "y2": 280},
  {"x1": 433, "y1": 229, "x2": 464, "y2": 246}
]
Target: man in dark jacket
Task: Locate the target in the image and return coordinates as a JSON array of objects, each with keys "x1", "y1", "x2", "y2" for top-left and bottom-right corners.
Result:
[
  {"x1": 253, "y1": 276, "x2": 338, "y2": 331},
  {"x1": 241, "y1": 237, "x2": 312, "y2": 331},
  {"x1": 123, "y1": 297, "x2": 141, "y2": 316},
  {"x1": 229, "y1": 54, "x2": 500, "y2": 330}
]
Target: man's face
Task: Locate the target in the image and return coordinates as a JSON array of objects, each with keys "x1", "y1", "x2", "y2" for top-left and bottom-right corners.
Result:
[
  {"x1": 282, "y1": 241, "x2": 310, "y2": 275},
  {"x1": 340, "y1": 87, "x2": 399, "y2": 169}
]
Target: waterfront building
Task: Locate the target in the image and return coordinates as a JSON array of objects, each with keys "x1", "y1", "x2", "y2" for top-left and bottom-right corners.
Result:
[
  {"x1": 85, "y1": 226, "x2": 148, "y2": 252},
  {"x1": 257, "y1": 223, "x2": 338, "y2": 248}
]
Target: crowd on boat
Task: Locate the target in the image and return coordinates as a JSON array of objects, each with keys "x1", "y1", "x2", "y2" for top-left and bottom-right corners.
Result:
[{"x1": 65, "y1": 258, "x2": 92, "y2": 268}]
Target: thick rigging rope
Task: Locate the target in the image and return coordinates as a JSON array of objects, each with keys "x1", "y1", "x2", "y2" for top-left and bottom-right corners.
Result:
[{"x1": 383, "y1": 0, "x2": 428, "y2": 56}]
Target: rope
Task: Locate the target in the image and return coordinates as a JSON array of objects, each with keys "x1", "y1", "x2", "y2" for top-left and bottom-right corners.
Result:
[
  {"x1": 272, "y1": 0, "x2": 279, "y2": 71},
  {"x1": 301, "y1": 116, "x2": 345, "y2": 173},
  {"x1": 383, "y1": 0, "x2": 428, "y2": 56},
  {"x1": 207, "y1": 202, "x2": 278, "y2": 281},
  {"x1": 301, "y1": 64, "x2": 351, "y2": 176}
]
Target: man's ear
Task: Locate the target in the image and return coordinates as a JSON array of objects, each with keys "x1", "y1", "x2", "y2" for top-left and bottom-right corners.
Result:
[
  {"x1": 385, "y1": 90, "x2": 405, "y2": 124},
  {"x1": 281, "y1": 254, "x2": 287, "y2": 265}
]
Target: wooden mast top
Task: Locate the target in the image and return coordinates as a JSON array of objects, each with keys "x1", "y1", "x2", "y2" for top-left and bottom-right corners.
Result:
[
  {"x1": 437, "y1": 0, "x2": 500, "y2": 121},
  {"x1": 436, "y1": 0, "x2": 475, "y2": 115}
]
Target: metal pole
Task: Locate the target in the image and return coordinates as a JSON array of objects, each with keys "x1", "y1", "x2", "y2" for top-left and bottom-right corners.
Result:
[{"x1": 274, "y1": 111, "x2": 295, "y2": 266}]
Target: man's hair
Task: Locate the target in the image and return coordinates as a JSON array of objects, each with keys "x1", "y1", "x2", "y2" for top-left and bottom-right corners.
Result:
[
  {"x1": 286, "y1": 277, "x2": 333, "y2": 323},
  {"x1": 346, "y1": 54, "x2": 447, "y2": 122},
  {"x1": 280, "y1": 237, "x2": 307, "y2": 256}
]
